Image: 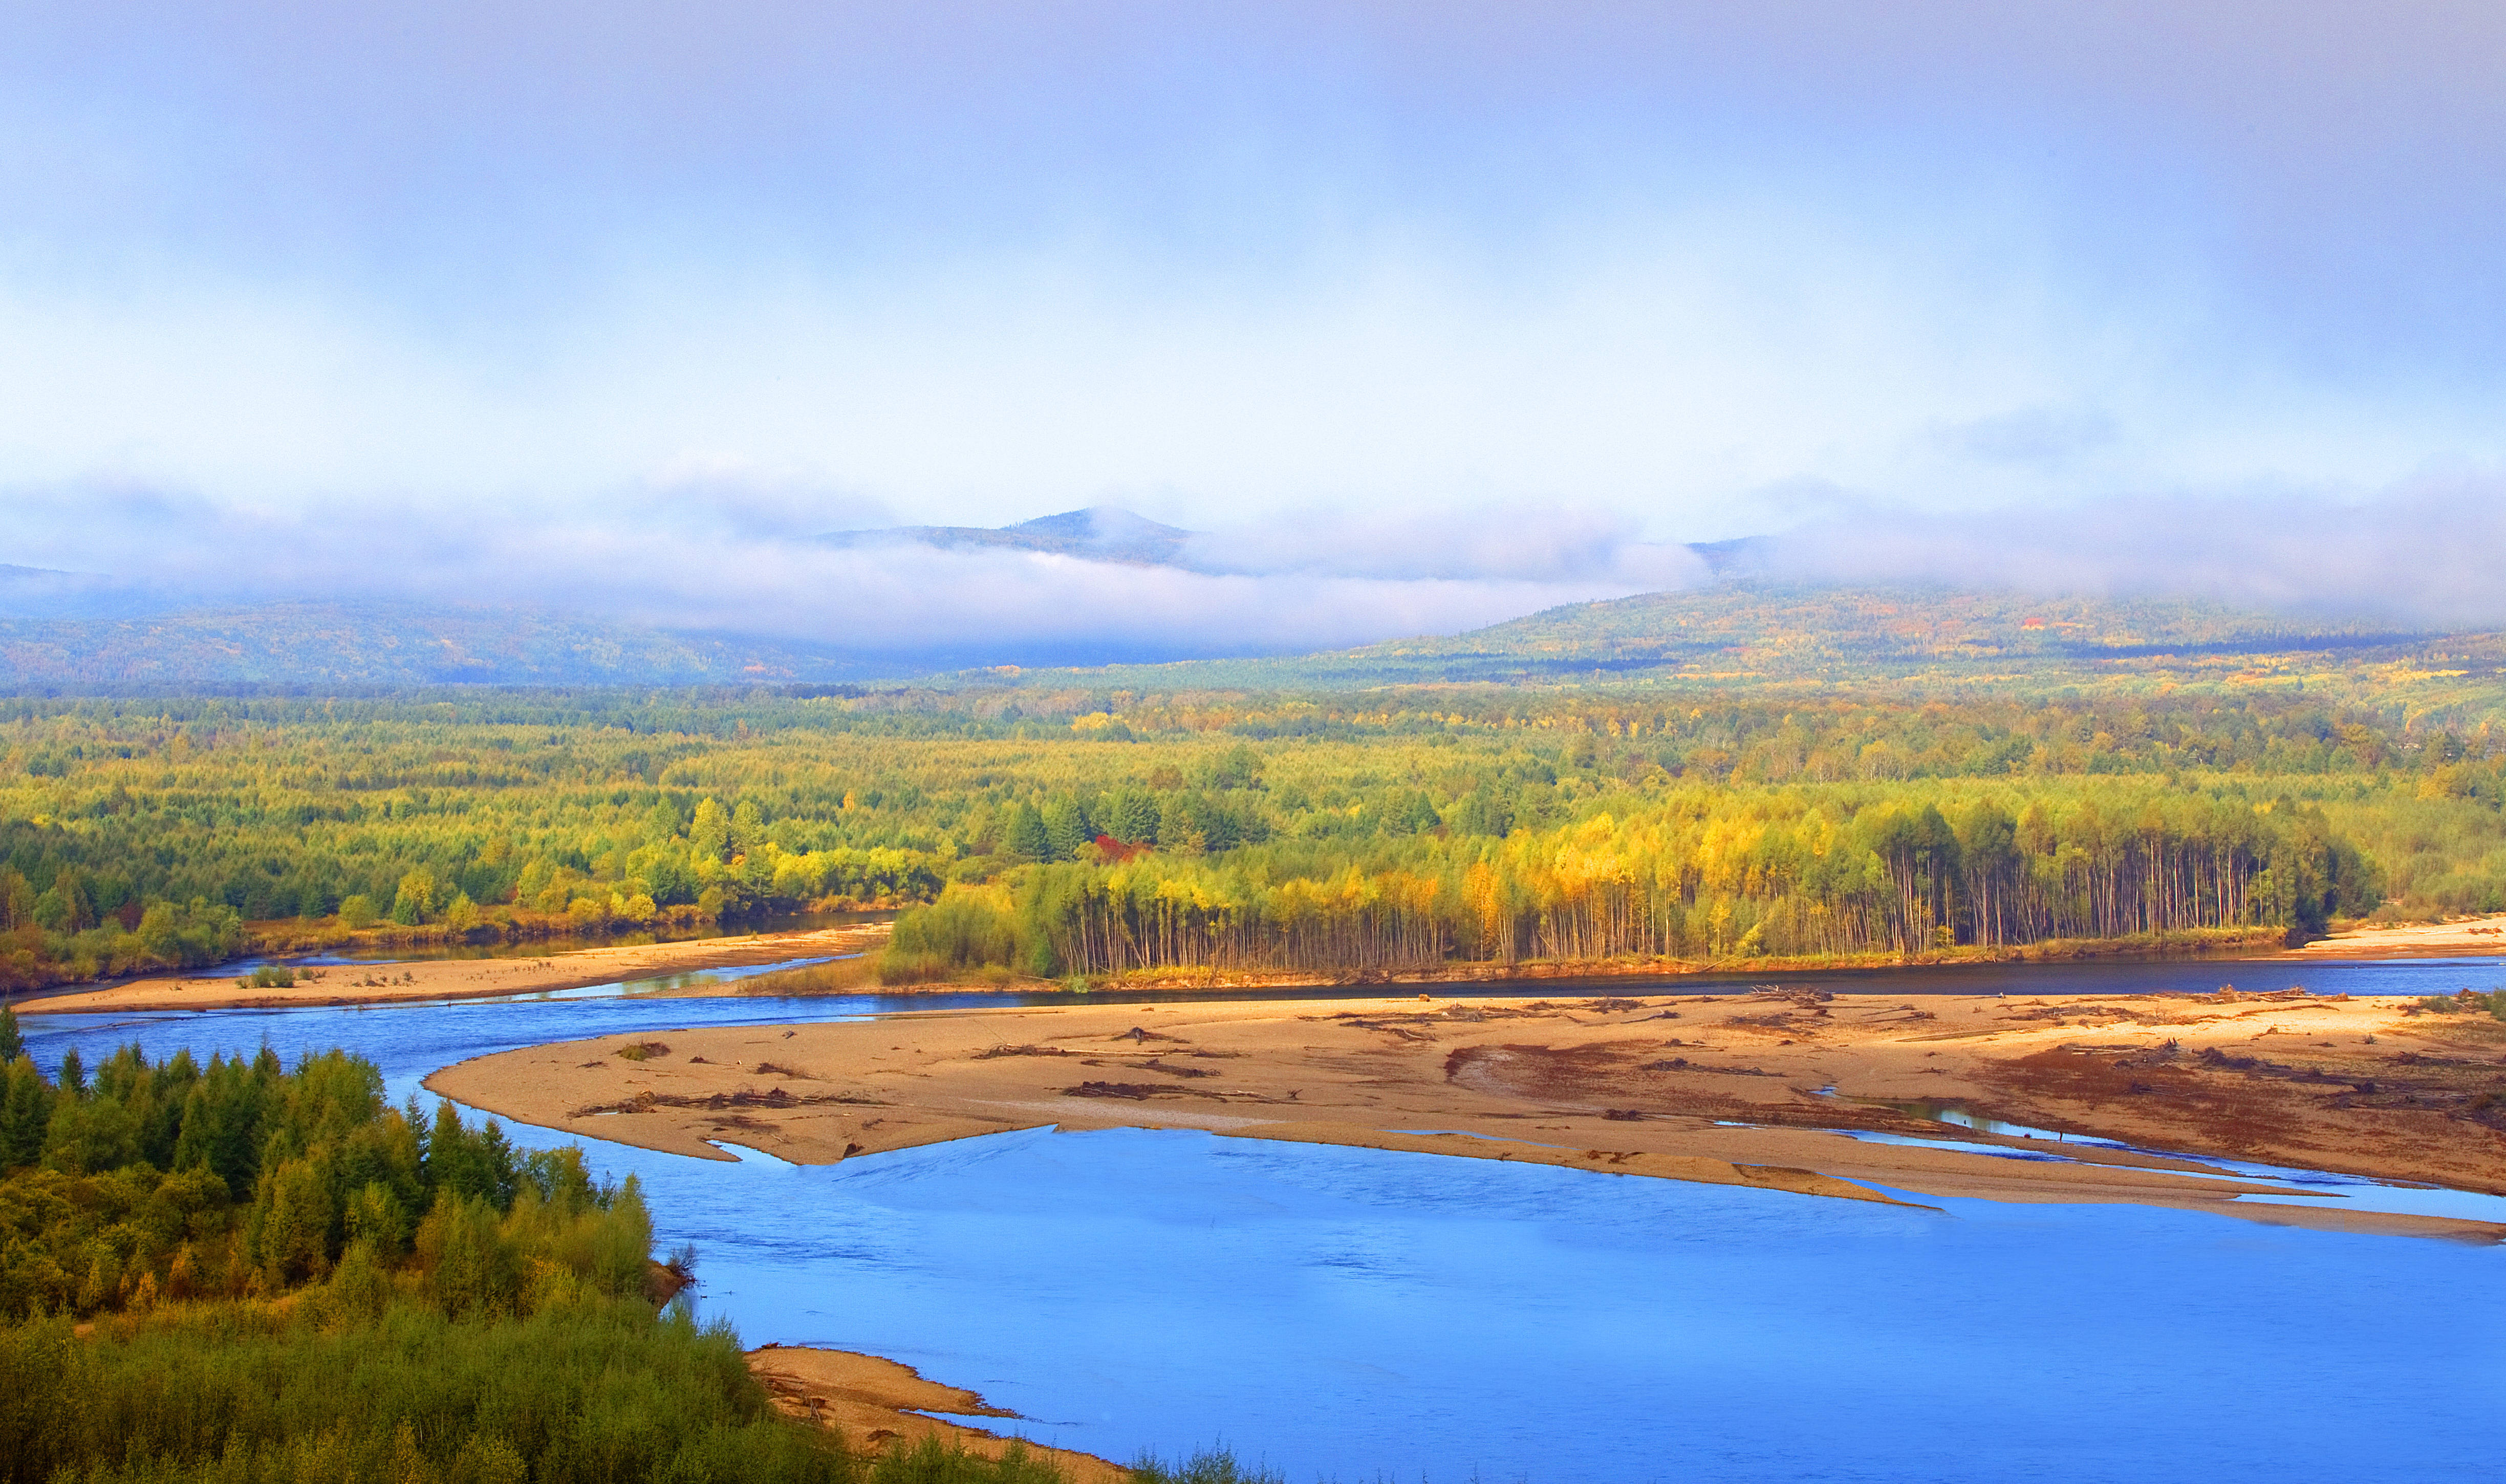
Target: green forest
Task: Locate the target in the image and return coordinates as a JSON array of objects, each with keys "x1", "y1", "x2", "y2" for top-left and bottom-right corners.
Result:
[
  {"x1": 2, "y1": 686, "x2": 2501, "y2": 989},
  {"x1": 0, "y1": 1013, "x2": 835, "y2": 1482},
  {"x1": 0, "y1": 1011, "x2": 1258, "y2": 1482}
]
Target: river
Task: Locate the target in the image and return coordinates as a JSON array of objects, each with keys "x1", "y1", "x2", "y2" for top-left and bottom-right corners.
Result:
[{"x1": 17, "y1": 955, "x2": 2505, "y2": 1482}]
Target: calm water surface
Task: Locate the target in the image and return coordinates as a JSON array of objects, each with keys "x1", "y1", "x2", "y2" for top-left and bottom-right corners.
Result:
[
  {"x1": 199, "y1": 908, "x2": 895, "y2": 973},
  {"x1": 18, "y1": 957, "x2": 2504, "y2": 1483}
]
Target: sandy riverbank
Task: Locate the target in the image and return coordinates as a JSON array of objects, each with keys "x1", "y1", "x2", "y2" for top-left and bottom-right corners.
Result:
[
  {"x1": 2283, "y1": 912, "x2": 2506, "y2": 958},
  {"x1": 16, "y1": 907, "x2": 2496, "y2": 1016},
  {"x1": 747, "y1": 1345, "x2": 1127, "y2": 1482},
  {"x1": 429, "y1": 986, "x2": 2506, "y2": 1241},
  {"x1": 12, "y1": 923, "x2": 889, "y2": 1014}
]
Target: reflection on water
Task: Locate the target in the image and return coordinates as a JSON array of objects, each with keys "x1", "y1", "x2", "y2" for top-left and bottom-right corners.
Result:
[
  {"x1": 14, "y1": 967, "x2": 2504, "y2": 1483},
  {"x1": 1861, "y1": 1100, "x2": 2091, "y2": 1142},
  {"x1": 464, "y1": 956, "x2": 848, "y2": 1003}
]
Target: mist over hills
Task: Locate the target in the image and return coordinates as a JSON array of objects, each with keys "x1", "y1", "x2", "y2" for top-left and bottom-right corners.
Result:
[
  {"x1": 821, "y1": 508, "x2": 1195, "y2": 567},
  {"x1": 0, "y1": 506, "x2": 1692, "y2": 686},
  {"x1": 0, "y1": 601, "x2": 872, "y2": 689},
  {"x1": 2, "y1": 508, "x2": 2500, "y2": 718},
  {"x1": 0, "y1": 596, "x2": 1262, "y2": 690}
]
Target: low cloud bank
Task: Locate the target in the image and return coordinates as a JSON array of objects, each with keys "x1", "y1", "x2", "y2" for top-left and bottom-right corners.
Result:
[
  {"x1": 0, "y1": 488, "x2": 1702, "y2": 662},
  {"x1": 1750, "y1": 474, "x2": 2506, "y2": 630},
  {"x1": 10, "y1": 474, "x2": 2501, "y2": 672},
  {"x1": 1180, "y1": 504, "x2": 1708, "y2": 588}
]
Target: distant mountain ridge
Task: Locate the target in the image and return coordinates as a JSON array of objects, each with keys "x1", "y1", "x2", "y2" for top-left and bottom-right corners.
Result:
[
  {"x1": 820, "y1": 507, "x2": 1194, "y2": 566},
  {"x1": 0, "y1": 597, "x2": 1277, "y2": 690},
  {"x1": 0, "y1": 564, "x2": 135, "y2": 619},
  {"x1": 985, "y1": 581, "x2": 2506, "y2": 719},
  {"x1": 824, "y1": 507, "x2": 1777, "y2": 582},
  {"x1": 0, "y1": 602, "x2": 883, "y2": 689},
  {"x1": 5, "y1": 510, "x2": 2500, "y2": 712}
]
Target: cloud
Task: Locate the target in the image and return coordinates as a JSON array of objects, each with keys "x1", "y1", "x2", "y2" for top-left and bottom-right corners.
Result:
[
  {"x1": 1753, "y1": 472, "x2": 2506, "y2": 629},
  {"x1": 1, "y1": 0, "x2": 2503, "y2": 542},
  {"x1": 629, "y1": 459, "x2": 893, "y2": 539},
  {"x1": 1935, "y1": 407, "x2": 2119, "y2": 468},
  {"x1": 10, "y1": 464, "x2": 2502, "y2": 667},
  {"x1": 0, "y1": 482, "x2": 1693, "y2": 661},
  {"x1": 1181, "y1": 505, "x2": 1708, "y2": 587}
]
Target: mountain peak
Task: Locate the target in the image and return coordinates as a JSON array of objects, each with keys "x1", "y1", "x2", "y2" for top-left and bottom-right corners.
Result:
[{"x1": 819, "y1": 507, "x2": 1194, "y2": 565}]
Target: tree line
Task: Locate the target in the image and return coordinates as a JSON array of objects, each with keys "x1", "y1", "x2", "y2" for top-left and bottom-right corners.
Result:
[
  {"x1": 0, "y1": 1013, "x2": 647, "y2": 1320},
  {"x1": 0, "y1": 1013, "x2": 1227, "y2": 1482},
  {"x1": 888, "y1": 782, "x2": 2385, "y2": 979},
  {"x1": 2, "y1": 691, "x2": 2499, "y2": 988}
]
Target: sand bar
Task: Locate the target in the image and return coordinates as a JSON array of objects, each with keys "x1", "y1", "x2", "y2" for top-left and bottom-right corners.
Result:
[
  {"x1": 429, "y1": 987, "x2": 2506, "y2": 1241},
  {"x1": 2280, "y1": 911, "x2": 2506, "y2": 959},
  {"x1": 16, "y1": 903, "x2": 2500, "y2": 1016},
  {"x1": 747, "y1": 1345, "x2": 1127, "y2": 1481},
  {"x1": 13, "y1": 923, "x2": 890, "y2": 1014}
]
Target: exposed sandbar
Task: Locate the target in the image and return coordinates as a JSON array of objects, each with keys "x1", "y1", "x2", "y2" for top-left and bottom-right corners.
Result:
[
  {"x1": 13, "y1": 923, "x2": 888, "y2": 1014},
  {"x1": 747, "y1": 1345, "x2": 1127, "y2": 1482},
  {"x1": 428, "y1": 988, "x2": 2506, "y2": 1241},
  {"x1": 2279, "y1": 911, "x2": 2506, "y2": 959}
]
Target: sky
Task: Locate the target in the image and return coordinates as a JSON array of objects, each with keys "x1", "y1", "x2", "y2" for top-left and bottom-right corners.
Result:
[{"x1": 4, "y1": 2, "x2": 2503, "y2": 653}]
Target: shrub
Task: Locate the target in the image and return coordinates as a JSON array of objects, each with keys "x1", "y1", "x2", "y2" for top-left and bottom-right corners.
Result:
[{"x1": 1127, "y1": 1446, "x2": 1285, "y2": 1484}]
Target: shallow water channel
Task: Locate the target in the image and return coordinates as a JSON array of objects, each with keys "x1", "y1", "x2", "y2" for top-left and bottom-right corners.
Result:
[{"x1": 19, "y1": 956, "x2": 2506, "y2": 1483}]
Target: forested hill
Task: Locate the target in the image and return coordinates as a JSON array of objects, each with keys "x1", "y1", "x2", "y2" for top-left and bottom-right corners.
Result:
[
  {"x1": 0, "y1": 602, "x2": 882, "y2": 688},
  {"x1": 1027, "y1": 584, "x2": 2506, "y2": 720},
  {"x1": 4, "y1": 580, "x2": 2502, "y2": 718}
]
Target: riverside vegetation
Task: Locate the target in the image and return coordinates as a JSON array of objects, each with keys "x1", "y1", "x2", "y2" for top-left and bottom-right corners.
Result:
[
  {"x1": 0, "y1": 1007, "x2": 1267, "y2": 1484},
  {"x1": 1, "y1": 687, "x2": 2501, "y2": 990}
]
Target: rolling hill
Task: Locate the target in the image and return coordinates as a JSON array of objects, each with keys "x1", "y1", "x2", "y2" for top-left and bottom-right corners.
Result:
[
  {"x1": 6, "y1": 526, "x2": 2501, "y2": 723},
  {"x1": 0, "y1": 602, "x2": 880, "y2": 689},
  {"x1": 978, "y1": 583, "x2": 2506, "y2": 721}
]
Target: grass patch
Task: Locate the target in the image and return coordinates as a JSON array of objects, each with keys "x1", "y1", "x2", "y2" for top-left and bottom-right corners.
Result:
[
  {"x1": 1127, "y1": 1447, "x2": 1285, "y2": 1483},
  {"x1": 2413, "y1": 989, "x2": 2506, "y2": 1018}
]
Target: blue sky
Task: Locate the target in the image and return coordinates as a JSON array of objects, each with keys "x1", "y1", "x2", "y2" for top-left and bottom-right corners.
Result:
[{"x1": 5, "y1": 2, "x2": 2502, "y2": 646}]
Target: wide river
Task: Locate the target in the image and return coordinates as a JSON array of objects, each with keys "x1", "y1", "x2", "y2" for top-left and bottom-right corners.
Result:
[{"x1": 21, "y1": 955, "x2": 2506, "y2": 1482}]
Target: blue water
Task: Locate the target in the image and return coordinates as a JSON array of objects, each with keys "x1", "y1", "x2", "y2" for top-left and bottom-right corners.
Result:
[
  {"x1": 16, "y1": 962, "x2": 2506, "y2": 1482},
  {"x1": 1833, "y1": 1117, "x2": 2506, "y2": 1225},
  {"x1": 677, "y1": 1128, "x2": 2502, "y2": 1483}
]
